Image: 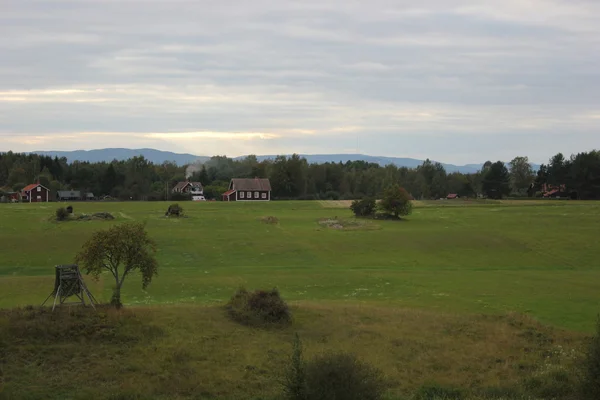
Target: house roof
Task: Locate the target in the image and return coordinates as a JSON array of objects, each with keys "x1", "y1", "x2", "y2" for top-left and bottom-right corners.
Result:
[
  {"x1": 173, "y1": 181, "x2": 203, "y2": 191},
  {"x1": 222, "y1": 189, "x2": 235, "y2": 196},
  {"x1": 447, "y1": 193, "x2": 459, "y2": 199},
  {"x1": 22, "y1": 183, "x2": 48, "y2": 192},
  {"x1": 231, "y1": 178, "x2": 271, "y2": 191}
]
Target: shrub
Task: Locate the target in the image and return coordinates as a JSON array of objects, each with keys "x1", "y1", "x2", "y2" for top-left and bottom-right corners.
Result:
[
  {"x1": 350, "y1": 197, "x2": 376, "y2": 217},
  {"x1": 165, "y1": 203, "x2": 183, "y2": 217},
  {"x1": 580, "y1": 316, "x2": 600, "y2": 399},
  {"x1": 226, "y1": 288, "x2": 291, "y2": 326},
  {"x1": 303, "y1": 352, "x2": 387, "y2": 400},
  {"x1": 55, "y1": 207, "x2": 69, "y2": 221}
]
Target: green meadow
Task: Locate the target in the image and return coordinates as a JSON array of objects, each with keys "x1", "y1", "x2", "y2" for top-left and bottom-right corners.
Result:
[
  {"x1": 2, "y1": 199, "x2": 600, "y2": 399},
  {"x1": 1, "y1": 199, "x2": 599, "y2": 332}
]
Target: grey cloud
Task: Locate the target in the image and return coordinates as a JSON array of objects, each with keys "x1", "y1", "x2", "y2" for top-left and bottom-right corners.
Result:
[{"x1": 1, "y1": 0, "x2": 599, "y2": 163}]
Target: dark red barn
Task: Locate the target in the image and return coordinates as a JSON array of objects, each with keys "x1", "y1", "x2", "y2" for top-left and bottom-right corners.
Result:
[
  {"x1": 21, "y1": 183, "x2": 50, "y2": 203},
  {"x1": 222, "y1": 178, "x2": 271, "y2": 201}
]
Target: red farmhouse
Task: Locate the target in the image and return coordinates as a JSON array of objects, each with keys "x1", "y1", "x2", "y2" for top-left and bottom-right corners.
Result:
[
  {"x1": 21, "y1": 183, "x2": 50, "y2": 203},
  {"x1": 222, "y1": 178, "x2": 271, "y2": 201}
]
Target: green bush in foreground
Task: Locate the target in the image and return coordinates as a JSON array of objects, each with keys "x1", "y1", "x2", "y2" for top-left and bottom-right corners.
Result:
[
  {"x1": 304, "y1": 352, "x2": 387, "y2": 400},
  {"x1": 283, "y1": 335, "x2": 387, "y2": 400},
  {"x1": 226, "y1": 288, "x2": 291, "y2": 326}
]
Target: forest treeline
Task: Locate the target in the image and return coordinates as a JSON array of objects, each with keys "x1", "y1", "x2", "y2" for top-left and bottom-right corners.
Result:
[{"x1": 0, "y1": 150, "x2": 599, "y2": 200}]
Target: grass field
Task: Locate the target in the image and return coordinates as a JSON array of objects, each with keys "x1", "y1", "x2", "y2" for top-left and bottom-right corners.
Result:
[
  {"x1": 1, "y1": 199, "x2": 599, "y2": 399},
  {"x1": 1, "y1": 200, "x2": 599, "y2": 331}
]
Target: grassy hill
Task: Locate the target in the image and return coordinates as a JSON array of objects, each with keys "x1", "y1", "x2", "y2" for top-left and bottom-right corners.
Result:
[
  {"x1": 1, "y1": 199, "x2": 599, "y2": 399},
  {"x1": 1, "y1": 303, "x2": 585, "y2": 399}
]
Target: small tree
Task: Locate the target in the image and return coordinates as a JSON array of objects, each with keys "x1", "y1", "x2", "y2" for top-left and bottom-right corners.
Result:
[
  {"x1": 75, "y1": 222, "x2": 158, "y2": 308},
  {"x1": 350, "y1": 197, "x2": 376, "y2": 217},
  {"x1": 283, "y1": 333, "x2": 307, "y2": 400},
  {"x1": 379, "y1": 185, "x2": 412, "y2": 218}
]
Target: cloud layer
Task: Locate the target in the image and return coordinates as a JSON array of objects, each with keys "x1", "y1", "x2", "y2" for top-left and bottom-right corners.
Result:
[{"x1": 1, "y1": 0, "x2": 599, "y2": 163}]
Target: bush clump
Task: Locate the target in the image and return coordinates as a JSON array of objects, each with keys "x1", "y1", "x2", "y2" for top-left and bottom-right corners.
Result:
[
  {"x1": 283, "y1": 336, "x2": 387, "y2": 400},
  {"x1": 350, "y1": 197, "x2": 376, "y2": 217},
  {"x1": 303, "y1": 353, "x2": 387, "y2": 400},
  {"x1": 226, "y1": 287, "x2": 291, "y2": 326},
  {"x1": 55, "y1": 207, "x2": 70, "y2": 221},
  {"x1": 165, "y1": 203, "x2": 183, "y2": 217}
]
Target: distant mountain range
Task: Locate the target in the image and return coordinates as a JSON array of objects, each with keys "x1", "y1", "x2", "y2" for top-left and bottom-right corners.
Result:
[
  {"x1": 33, "y1": 148, "x2": 210, "y2": 165},
  {"x1": 31, "y1": 148, "x2": 538, "y2": 173}
]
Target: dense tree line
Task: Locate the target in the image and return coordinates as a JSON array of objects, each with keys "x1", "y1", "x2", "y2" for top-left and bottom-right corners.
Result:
[{"x1": 1, "y1": 150, "x2": 599, "y2": 201}]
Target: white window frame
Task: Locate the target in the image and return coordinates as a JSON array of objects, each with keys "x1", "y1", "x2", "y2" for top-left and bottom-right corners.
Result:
[
  {"x1": 37, "y1": 186, "x2": 41, "y2": 192},
  {"x1": 240, "y1": 192, "x2": 245, "y2": 199},
  {"x1": 254, "y1": 192, "x2": 259, "y2": 199},
  {"x1": 247, "y1": 191, "x2": 251, "y2": 198},
  {"x1": 261, "y1": 193, "x2": 267, "y2": 199},
  {"x1": 37, "y1": 195, "x2": 41, "y2": 200}
]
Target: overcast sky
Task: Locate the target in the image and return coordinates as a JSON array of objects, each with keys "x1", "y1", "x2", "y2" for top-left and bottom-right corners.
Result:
[{"x1": 1, "y1": 0, "x2": 599, "y2": 164}]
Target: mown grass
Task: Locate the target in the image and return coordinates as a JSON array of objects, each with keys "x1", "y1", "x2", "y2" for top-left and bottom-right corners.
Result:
[
  {"x1": 0, "y1": 303, "x2": 586, "y2": 399},
  {"x1": 1, "y1": 200, "x2": 600, "y2": 331}
]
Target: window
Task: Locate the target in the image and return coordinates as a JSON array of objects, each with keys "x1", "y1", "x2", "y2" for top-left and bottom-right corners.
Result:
[
  {"x1": 262, "y1": 193, "x2": 267, "y2": 199},
  {"x1": 37, "y1": 196, "x2": 41, "y2": 200},
  {"x1": 254, "y1": 192, "x2": 259, "y2": 199},
  {"x1": 37, "y1": 186, "x2": 41, "y2": 192},
  {"x1": 247, "y1": 191, "x2": 251, "y2": 198},
  {"x1": 240, "y1": 192, "x2": 245, "y2": 199}
]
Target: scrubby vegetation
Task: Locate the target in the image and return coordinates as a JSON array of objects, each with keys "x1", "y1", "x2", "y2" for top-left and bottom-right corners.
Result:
[
  {"x1": 226, "y1": 287, "x2": 291, "y2": 326},
  {"x1": 350, "y1": 197, "x2": 376, "y2": 217},
  {"x1": 55, "y1": 206, "x2": 69, "y2": 221},
  {"x1": 165, "y1": 203, "x2": 183, "y2": 217}
]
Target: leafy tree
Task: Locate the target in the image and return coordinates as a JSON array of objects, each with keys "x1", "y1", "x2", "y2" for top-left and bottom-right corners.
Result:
[
  {"x1": 379, "y1": 185, "x2": 412, "y2": 218},
  {"x1": 482, "y1": 161, "x2": 510, "y2": 199},
  {"x1": 509, "y1": 156, "x2": 535, "y2": 195},
  {"x1": 75, "y1": 222, "x2": 158, "y2": 308},
  {"x1": 350, "y1": 197, "x2": 376, "y2": 217}
]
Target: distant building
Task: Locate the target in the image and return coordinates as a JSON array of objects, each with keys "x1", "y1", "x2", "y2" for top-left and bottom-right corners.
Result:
[
  {"x1": 446, "y1": 193, "x2": 459, "y2": 199},
  {"x1": 21, "y1": 183, "x2": 50, "y2": 203},
  {"x1": 222, "y1": 178, "x2": 271, "y2": 201},
  {"x1": 56, "y1": 191, "x2": 95, "y2": 201},
  {"x1": 172, "y1": 181, "x2": 205, "y2": 201}
]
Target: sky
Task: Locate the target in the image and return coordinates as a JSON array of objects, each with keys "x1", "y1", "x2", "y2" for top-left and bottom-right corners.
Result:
[{"x1": 1, "y1": 0, "x2": 599, "y2": 164}]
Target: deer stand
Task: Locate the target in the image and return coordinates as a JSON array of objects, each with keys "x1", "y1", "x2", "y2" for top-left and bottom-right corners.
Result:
[{"x1": 42, "y1": 265, "x2": 98, "y2": 311}]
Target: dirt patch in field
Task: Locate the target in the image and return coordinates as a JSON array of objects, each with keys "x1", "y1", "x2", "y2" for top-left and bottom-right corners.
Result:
[
  {"x1": 318, "y1": 217, "x2": 380, "y2": 231},
  {"x1": 260, "y1": 216, "x2": 279, "y2": 225}
]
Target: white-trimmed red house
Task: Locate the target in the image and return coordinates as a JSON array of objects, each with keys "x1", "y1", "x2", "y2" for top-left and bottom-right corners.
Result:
[
  {"x1": 21, "y1": 183, "x2": 50, "y2": 203},
  {"x1": 222, "y1": 178, "x2": 271, "y2": 201},
  {"x1": 172, "y1": 181, "x2": 205, "y2": 201}
]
